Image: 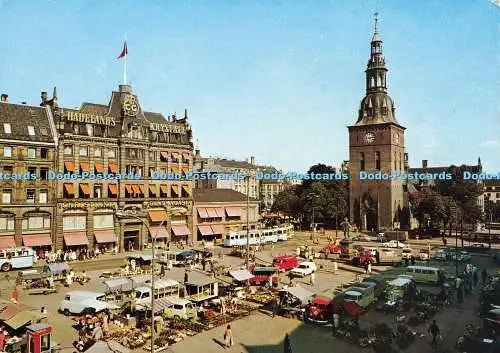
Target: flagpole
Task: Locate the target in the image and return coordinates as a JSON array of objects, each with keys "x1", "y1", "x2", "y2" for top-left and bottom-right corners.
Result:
[{"x1": 123, "y1": 34, "x2": 127, "y2": 85}]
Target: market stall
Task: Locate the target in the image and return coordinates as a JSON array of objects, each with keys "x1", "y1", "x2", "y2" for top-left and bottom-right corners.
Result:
[
  {"x1": 278, "y1": 287, "x2": 313, "y2": 319},
  {"x1": 184, "y1": 278, "x2": 219, "y2": 303}
]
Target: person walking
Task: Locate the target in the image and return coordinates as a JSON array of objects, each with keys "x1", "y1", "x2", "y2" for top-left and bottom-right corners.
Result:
[
  {"x1": 428, "y1": 320, "x2": 441, "y2": 346},
  {"x1": 333, "y1": 261, "x2": 338, "y2": 274},
  {"x1": 310, "y1": 272, "x2": 315, "y2": 286},
  {"x1": 364, "y1": 261, "x2": 369, "y2": 274},
  {"x1": 184, "y1": 270, "x2": 189, "y2": 283},
  {"x1": 160, "y1": 264, "x2": 165, "y2": 278},
  {"x1": 367, "y1": 261, "x2": 372, "y2": 274},
  {"x1": 224, "y1": 324, "x2": 233, "y2": 348},
  {"x1": 482, "y1": 268, "x2": 488, "y2": 284}
]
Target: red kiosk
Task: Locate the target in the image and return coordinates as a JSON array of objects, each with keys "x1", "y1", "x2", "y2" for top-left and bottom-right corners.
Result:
[{"x1": 26, "y1": 323, "x2": 53, "y2": 353}]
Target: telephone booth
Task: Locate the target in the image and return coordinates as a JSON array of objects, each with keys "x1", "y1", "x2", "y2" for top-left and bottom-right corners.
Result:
[{"x1": 26, "y1": 323, "x2": 52, "y2": 353}]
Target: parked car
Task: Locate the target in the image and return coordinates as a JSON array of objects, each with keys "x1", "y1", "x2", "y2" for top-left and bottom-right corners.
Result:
[
  {"x1": 419, "y1": 249, "x2": 430, "y2": 261},
  {"x1": 290, "y1": 262, "x2": 317, "y2": 277},
  {"x1": 471, "y1": 243, "x2": 488, "y2": 248},
  {"x1": 322, "y1": 244, "x2": 342, "y2": 255},
  {"x1": 402, "y1": 248, "x2": 413, "y2": 259},
  {"x1": 178, "y1": 250, "x2": 196, "y2": 261},
  {"x1": 383, "y1": 240, "x2": 406, "y2": 249},
  {"x1": 434, "y1": 250, "x2": 447, "y2": 261},
  {"x1": 377, "y1": 233, "x2": 386, "y2": 242},
  {"x1": 272, "y1": 255, "x2": 298, "y2": 271},
  {"x1": 459, "y1": 251, "x2": 472, "y2": 262}
]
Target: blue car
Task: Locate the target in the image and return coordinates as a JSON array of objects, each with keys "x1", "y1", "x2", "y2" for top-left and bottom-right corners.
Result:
[{"x1": 178, "y1": 250, "x2": 196, "y2": 261}]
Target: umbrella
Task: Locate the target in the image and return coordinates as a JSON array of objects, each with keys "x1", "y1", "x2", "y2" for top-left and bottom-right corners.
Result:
[{"x1": 284, "y1": 333, "x2": 292, "y2": 353}]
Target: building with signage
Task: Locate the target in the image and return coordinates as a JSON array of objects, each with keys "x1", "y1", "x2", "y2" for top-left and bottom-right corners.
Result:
[
  {"x1": 47, "y1": 84, "x2": 194, "y2": 251},
  {"x1": 192, "y1": 188, "x2": 259, "y2": 242},
  {"x1": 0, "y1": 93, "x2": 58, "y2": 252}
]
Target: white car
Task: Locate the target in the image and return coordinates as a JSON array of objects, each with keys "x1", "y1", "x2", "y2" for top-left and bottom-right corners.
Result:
[
  {"x1": 290, "y1": 262, "x2": 317, "y2": 277},
  {"x1": 382, "y1": 240, "x2": 406, "y2": 249}
]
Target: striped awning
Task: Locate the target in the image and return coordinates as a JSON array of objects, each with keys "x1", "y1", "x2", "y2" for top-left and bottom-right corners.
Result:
[
  {"x1": 198, "y1": 225, "x2": 214, "y2": 236},
  {"x1": 171, "y1": 225, "x2": 190, "y2": 236},
  {"x1": 210, "y1": 224, "x2": 225, "y2": 235},
  {"x1": 197, "y1": 208, "x2": 209, "y2": 218},
  {"x1": 225, "y1": 207, "x2": 243, "y2": 217},
  {"x1": 148, "y1": 210, "x2": 168, "y2": 222}
]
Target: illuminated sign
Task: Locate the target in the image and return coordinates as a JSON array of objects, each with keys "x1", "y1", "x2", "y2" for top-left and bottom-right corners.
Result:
[
  {"x1": 64, "y1": 111, "x2": 116, "y2": 126},
  {"x1": 149, "y1": 123, "x2": 186, "y2": 134}
]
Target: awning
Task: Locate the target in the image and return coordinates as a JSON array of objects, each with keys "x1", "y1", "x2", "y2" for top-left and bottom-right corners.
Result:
[
  {"x1": 171, "y1": 166, "x2": 180, "y2": 174},
  {"x1": 0, "y1": 236, "x2": 15, "y2": 249},
  {"x1": 197, "y1": 208, "x2": 209, "y2": 218},
  {"x1": 229, "y1": 269, "x2": 254, "y2": 282},
  {"x1": 160, "y1": 185, "x2": 169, "y2": 194},
  {"x1": 138, "y1": 185, "x2": 146, "y2": 194},
  {"x1": 95, "y1": 163, "x2": 104, "y2": 173},
  {"x1": 211, "y1": 224, "x2": 225, "y2": 235},
  {"x1": 131, "y1": 185, "x2": 141, "y2": 194},
  {"x1": 109, "y1": 184, "x2": 118, "y2": 195},
  {"x1": 182, "y1": 185, "x2": 191, "y2": 196},
  {"x1": 95, "y1": 230, "x2": 117, "y2": 243},
  {"x1": 108, "y1": 163, "x2": 119, "y2": 174},
  {"x1": 46, "y1": 263, "x2": 71, "y2": 274},
  {"x1": 85, "y1": 340, "x2": 130, "y2": 353},
  {"x1": 4, "y1": 310, "x2": 44, "y2": 330},
  {"x1": 214, "y1": 208, "x2": 225, "y2": 217},
  {"x1": 148, "y1": 210, "x2": 168, "y2": 222},
  {"x1": 206, "y1": 208, "x2": 218, "y2": 218},
  {"x1": 198, "y1": 225, "x2": 214, "y2": 236},
  {"x1": 182, "y1": 167, "x2": 190, "y2": 175},
  {"x1": 171, "y1": 225, "x2": 190, "y2": 236},
  {"x1": 281, "y1": 287, "x2": 314, "y2": 303},
  {"x1": 80, "y1": 183, "x2": 90, "y2": 196},
  {"x1": 145, "y1": 297, "x2": 174, "y2": 314},
  {"x1": 171, "y1": 185, "x2": 179, "y2": 195},
  {"x1": 80, "y1": 162, "x2": 90, "y2": 172},
  {"x1": 63, "y1": 232, "x2": 89, "y2": 246},
  {"x1": 150, "y1": 226, "x2": 169, "y2": 239},
  {"x1": 183, "y1": 152, "x2": 190, "y2": 160},
  {"x1": 160, "y1": 151, "x2": 169, "y2": 160},
  {"x1": 225, "y1": 207, "x2": 243, "y2": 217},
  {"x1": 149, "y1": 185, "x2": 157, "y2": 195},
  {"x1": 171, "y1": 152, "x2": 179, "y2": 160},
  {"x1": 64, "y1": 161, "x2": 74, "y2": 172},
  {"x1": 22, "y1": 234, "x2": 52, "y2": 247},
  {"x1": 64, "y1": 183, "x2": 75, "y2": 195},
  {"x1": 125, "y1": 185, "x2": 134, "y2": 194},
  {"x1": 105, "y1": 278, "x2": 133, "y2": 292}
]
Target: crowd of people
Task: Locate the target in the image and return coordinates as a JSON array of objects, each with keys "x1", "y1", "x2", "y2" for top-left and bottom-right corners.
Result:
[{"x1": 37, "y1": 246, "x2": 118, "y2": 263}]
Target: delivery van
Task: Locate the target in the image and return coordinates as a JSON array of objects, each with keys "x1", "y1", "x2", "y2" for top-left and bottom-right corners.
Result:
[
  {"x1": 404, "y1": 266, "x2": 445, "y2": 285},
  {"x1": 272, "y1": 255, "x2": 298, "y2": 271},
  {"x1": 59, "y1": 291, "x2": 109, "y2": 316}
]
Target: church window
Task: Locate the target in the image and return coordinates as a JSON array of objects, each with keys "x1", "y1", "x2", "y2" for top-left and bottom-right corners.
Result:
[
  {"x1": 360, "y1": 152, "x2": 365, "y2": 171},
  {"x1": 375, "y1": 151, "x2": 381, "y2": 170},
  {"x1": 370, "y1": 77, "x2": 375, "y2": 88}
]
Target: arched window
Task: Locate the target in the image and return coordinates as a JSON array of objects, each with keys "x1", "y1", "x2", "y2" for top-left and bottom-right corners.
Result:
[
  {"x1": 360, "y1": 152, "x2": 365, "y2": 171},
  {"x1": 394, "y1": 152, "x2": 397, "y2": 170},
  {"x1": 375, "y1": 151, "x2": 381, "y2": 170},
  {"x1": 370, "y1": 77, "x2": 375, "y2": 88}
]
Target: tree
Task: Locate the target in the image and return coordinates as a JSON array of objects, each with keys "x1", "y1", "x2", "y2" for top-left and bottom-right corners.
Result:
[{"x1": 271, "y1": 185, "x2": 302, "y2": 219}]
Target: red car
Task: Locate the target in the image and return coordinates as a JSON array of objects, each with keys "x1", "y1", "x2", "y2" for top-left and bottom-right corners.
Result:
[
  {"x1": 248, "y1": 266, "x2": 278, "y2": 287},
  {"x1": 307, "y1": 297, "x2": 333, "y2": 324},
  {"x1": 322, "y1": 243, "x2": 342, "y2": 255}
]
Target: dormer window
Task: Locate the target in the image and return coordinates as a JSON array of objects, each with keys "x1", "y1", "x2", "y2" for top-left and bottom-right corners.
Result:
[
  {"x1": 3, "y1": 123, "x2": 11, "y2": 134},
  {"x1": 27, "y1": 126, "x2": 35, "y2": 136},
  {"x1": 381, "y1": 107, "x2": 388, "y2": 115}
]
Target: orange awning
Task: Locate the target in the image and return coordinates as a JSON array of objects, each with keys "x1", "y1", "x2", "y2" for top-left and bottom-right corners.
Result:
[
  {"x1": 64, "y1": 161, "x2": 74, "y2": 172},
  {"x1": 182, "y1": 167, "x2": 189, "y2": 175},
  {"x1": 22, "y1": 234, "x2": 52, "y2": 247},
  {"x1": 108, "y1": 163, "x2": 119, "y2": 174},
  {"x1": 171, "y1": 166, "x2": 179, "y2": 174},
  {"x1": 160, "y1": 185, "x2": 169, "y2": 194},
  {"x1": 108, "y1": 184, "x2": 118, "y2": 195},
  {"x1": 171, "y1": 152, "x2": 179, "y2": 159},
  {"x1": 80, "y1": 163, "x2": 90, "y2": 172},
  {"x1": 79, "y1": 183, "x2": 90, "y2": 196},
  {"x1": 0, "y1": 236, "x2": 16, "y2": 249},
  {"x1": 160, "y1": 152, "x2": 169, "y2": 160},
  {"x1": 138, "y1": 185, "x2": 146, "y2": 194},
  {"x1": 131, "y1": 185, "x2": 141, "y2": 194},
  {"x1": 94, "y1": 230, "x2": 117, "y2": 243},
  {"x1": 125, "y1": 185, "x2": 134, "y2": 194},
  {"x1": 183, "y1": 152, "x2": 190, "y2": 160},
  {"x1": 63, "y1": 232, "x2": 89, "y2": 246},
  {"x1": 198, "y1": 225, "x2": 213, "y2": 236},
  {"x1": 64, "y1": 183, "x2": 75, "y2": 195},
  {"x1": 182, "y1": 185, "x2": 191, "y2": 196},
  {"x1": 148, "y1": 210, "x2": 168, "y2": 222},
  {"x1": 197, "y1": 208, "x2": 209, "y2": 218},
  {"x1": 149, "y1": 185, "x2": 157, "y2": 195},
  {"x1": 95, "y1": 163, "x2": 104, "y2": 173},
  {"x1": 150, "y1": 226, "x2": 169, "y2": 239},
  {"x1": 171, "y1": 185, "x2": 179, "y2": 195}
]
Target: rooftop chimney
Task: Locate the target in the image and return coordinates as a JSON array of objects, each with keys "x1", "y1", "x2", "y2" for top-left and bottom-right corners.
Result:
[
  {"x1": 422, "y1": 160, "x2": 428, "y2": 168},
  {"x1": 0, "y1": 94, "x2": 7, "y2": 103},
  {"x1": 250, "y1": 156, "x2": 255, "y2": 165}
]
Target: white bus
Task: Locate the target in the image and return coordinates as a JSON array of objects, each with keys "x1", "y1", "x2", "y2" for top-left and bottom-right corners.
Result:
[
  {"x1": 223, "y1": 225, "x2": 292, "y2": 247},
  {"x1": 0, "y1": 247, "x2": 36, "y2": 272}
]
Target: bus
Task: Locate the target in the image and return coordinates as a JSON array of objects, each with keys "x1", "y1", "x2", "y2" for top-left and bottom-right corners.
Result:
[{"x1": 0, "y1": 247, "x2": 36, "y2": 271}]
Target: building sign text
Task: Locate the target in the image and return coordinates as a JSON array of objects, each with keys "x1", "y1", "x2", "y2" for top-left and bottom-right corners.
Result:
[
  {"x1": 148, "y1": 200, "x2": 191, "y2": 208},
  {"x1": 58, "y1": 201, "x2": 117, "y2": 210},
  {"x1": 149, "y1": 123, "x2": 186, "y2": 134},
  {"x1": 64, "y1": 111, "x2": 116, "y2": 126}
]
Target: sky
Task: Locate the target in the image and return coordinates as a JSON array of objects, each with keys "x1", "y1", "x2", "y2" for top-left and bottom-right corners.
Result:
[{"x1": 0, "y1": 0, "x2": 498, "y2": 173}]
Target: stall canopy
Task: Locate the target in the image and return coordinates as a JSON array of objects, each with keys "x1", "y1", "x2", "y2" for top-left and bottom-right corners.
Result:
[
  {"x1": 105, "y1": 278, "x2": 133, "y2": 292},
  {"x1": 3, "y1": 310, "x2": 45, "y2": 330},
  {"x1": 143, "y1": 298, "x2": 174, "y2": 314},
  {"x1": 85, "y1": 340, "x2": 130, "y2": 353},
  {"x1": 171, "y1": 225, "x2": 191, "y2": 236},
  {"x1": 388, "y1": 277, "x2": 412, "y2": 287},
  {"x1": 0, "y1": 236, "x2": 15, "y2": 249},
  {"x1": 22, "y1": 234, "x2": 52, "y2": 247},
  {"x1": 229, "y1": 269, "x2": 254, "y2": 282},
  {"x1": 128, "y1": 254, "x2": 153, "y2": 262},
  {"x1": 94, "y1": 230, "x2": 117, "y2": 243},
  {"x1": 46, "y1": 262, "x2": 71, "y2": 274},
  {"x1": 63, "y1": 232, "x2": 89, "y2": 246},
  {"x1": 281, "y1": 287, "x2": 314, "y2": 303}
]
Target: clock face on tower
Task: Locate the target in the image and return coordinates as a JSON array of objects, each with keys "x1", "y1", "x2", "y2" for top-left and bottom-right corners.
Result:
[
  {"x1": 364, "y1": 132, "x2": 375, "y2": 144},
  {"x1": 393, "y1": 133, "x2": 399, "y2": 144}
]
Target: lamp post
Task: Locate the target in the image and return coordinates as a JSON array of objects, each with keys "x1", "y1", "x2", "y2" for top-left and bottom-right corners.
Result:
[
  {"x1": 246, "y1": 174, "x2": 250, "y2": 270},
  {"x1": 116, "y1": 210, "x2": 165, "y2": 353},
  {"x1": 306, "y1": 193, "x2": 319, "y2": 238}
]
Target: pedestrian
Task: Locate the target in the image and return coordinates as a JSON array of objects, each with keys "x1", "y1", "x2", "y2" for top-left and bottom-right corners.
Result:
[
  {"x1": 288, "y1": 272, "x2": 294, "y2": 286},
  {"x1": 202, "y1": 258, "x2": 206, "y2": 272},
  {"x1": 224, "y1": 324, "x2": 233, "y2": 348},
  {"x1": 367, "y1": 261, "x2": 372, "y2": 274},
  {"x1": 184, "y1": 270, "x2": 188, "y2": 283},
  {"x1": 410, "y1": 256, "x2": 415, "y2": 265},
  {"x1": 271, "y1": 298, "x2": 278, "y2": 318},
  {"x1": 428, "y1": 320, "x2": 441, "y2": 346},
  {"x1": 160, "y1": 264, "x2": 165, "y2": 278},
  {"x1": 11, "y1": 287, "x2": 17, "y2": 303},
  {"x1": 473, "y1": 270, "x2": 478, "y2": 287},
  {"x1": 41, "y1": 307, "x2": 47, "y2": 314},
  {"x1": 364, "y1": 262, "x2": 369, "y2": 274},
  {"x1": 482, "y1": 268, "x2": 488, "y2": 284},
  {"x1": 333, "y1": 261, "x2": 338, "y2": 274},
  {"x1": 457, "y1": 285, "x2": 463, "y2": 303},
  {"x1": 310, "y1": 272, "x2": 315, "y2": 286}
]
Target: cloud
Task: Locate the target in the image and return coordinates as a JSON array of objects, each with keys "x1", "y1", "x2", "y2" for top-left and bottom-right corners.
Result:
[{"x1": 480, "y1": 140, "x2": 500, "y2": 147}]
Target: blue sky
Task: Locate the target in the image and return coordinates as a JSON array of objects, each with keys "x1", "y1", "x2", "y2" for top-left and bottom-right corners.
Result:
[{"x1": 0, "y1": 0, "x2": 498, "y2": 172}]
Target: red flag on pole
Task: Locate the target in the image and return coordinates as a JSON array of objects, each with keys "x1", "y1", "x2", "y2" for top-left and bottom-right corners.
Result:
[{"x1": 117, "y1": 41, "x2": 128, "y2": 59}]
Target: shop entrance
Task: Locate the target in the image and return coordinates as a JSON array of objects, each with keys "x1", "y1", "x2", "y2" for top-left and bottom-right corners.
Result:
[{"x1": 124, "y1": 231, "x2": 139, "y2": 251}]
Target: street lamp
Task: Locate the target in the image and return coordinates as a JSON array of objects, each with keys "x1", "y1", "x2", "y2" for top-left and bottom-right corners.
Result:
[
  {"x1": 306, "y1": 193, "x2": 319, "y2": 236},
  {"x1": 246, "y1": 174, "x2": 250, "y2": 270},
  {"x1": 115, "y1": 210, "x2": 165, "y2": 353}
]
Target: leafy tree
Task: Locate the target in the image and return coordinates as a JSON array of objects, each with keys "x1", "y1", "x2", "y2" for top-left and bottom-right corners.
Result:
[{"x1": 271, "y1": 185, "x2": 302, "y2": 219}]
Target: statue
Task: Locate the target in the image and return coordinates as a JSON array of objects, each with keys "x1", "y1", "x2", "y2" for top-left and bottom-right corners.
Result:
[{"x1": 341, "y1": 217, "x2": 351, "y2": 239}]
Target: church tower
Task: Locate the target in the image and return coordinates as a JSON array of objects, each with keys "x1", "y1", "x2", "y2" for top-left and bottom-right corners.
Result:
[{"x1": 348, "y1": 15, "x2": 406, "y2": 231}]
